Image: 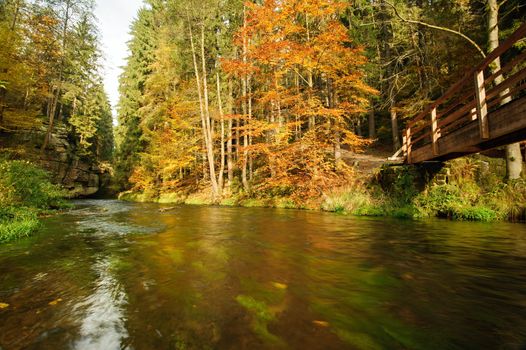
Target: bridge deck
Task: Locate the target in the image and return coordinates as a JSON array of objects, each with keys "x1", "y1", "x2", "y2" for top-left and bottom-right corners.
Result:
[
  {"x1": 399, "y1": 23, "x2": 526, "y2": 164},
  {"x1": 410, "y1": 95, "x2": 526, "y2": 163}
]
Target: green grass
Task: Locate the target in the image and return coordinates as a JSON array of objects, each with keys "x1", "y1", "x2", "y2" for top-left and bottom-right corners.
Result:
[
  {"x1": 322, "y1": 156, "x2": 526, "y2": 222},
  {"x1": 0, "y1": 208, "x2": 40, "y2": 243},
  {"x1": 158, "y1": 192, "x2": 185, "y2": 204},
  {"x1": 0, "y1": 159, "x2": 69, "y2": 243}
]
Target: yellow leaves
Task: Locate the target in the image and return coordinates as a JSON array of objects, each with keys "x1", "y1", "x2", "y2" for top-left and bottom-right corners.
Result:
[
  {"x1": 272, "y1": 282, "x2": 288, "y2": 290},
  {"x1": 313, "y1": 320, "x2": 330, "y2": 327},
  {"x1": 0, "y1": 302, "x2": 9, "y2": 309},
  {"x1": 48, "y1": 298, "x2": 63, "y2": 306}
]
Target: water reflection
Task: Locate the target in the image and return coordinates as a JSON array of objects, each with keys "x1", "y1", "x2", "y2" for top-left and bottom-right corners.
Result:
[
  {"x1": 73, "y1": 257, "x2": 129, "y2": 350},
  {"x1": 0, "y1": 201, "x2": 525, "y2": 349}
]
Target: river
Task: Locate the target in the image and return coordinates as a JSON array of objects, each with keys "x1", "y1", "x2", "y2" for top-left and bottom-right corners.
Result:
[{"x1": 1, "y1": 200, "x2": 526, "y2": 349}]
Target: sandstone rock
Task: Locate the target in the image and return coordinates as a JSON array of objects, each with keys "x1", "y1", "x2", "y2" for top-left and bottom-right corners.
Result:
[{"x1": 0, "y1": 127, "x2": 111, "y2": 198}]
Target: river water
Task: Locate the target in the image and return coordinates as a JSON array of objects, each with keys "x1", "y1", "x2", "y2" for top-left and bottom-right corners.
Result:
[{"x1": 1, "y1": 200, "x2": 526, "y2": 349}]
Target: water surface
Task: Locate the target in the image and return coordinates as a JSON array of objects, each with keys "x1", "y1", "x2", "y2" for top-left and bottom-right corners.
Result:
[{"x1": 1, "y1": 200, "x2": 526, "y2": 349}]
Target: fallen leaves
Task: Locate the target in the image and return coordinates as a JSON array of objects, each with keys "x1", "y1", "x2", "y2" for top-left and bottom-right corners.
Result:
[
  {"x1": 48, "y1": 298, "x2": 63, "y2": 306},
  {"x1": 272, "y1": 282, "x2": 287, "y2": 290},
  {"x1": 0, "y1": 302, "x2": 9, "y2": 309},
  {"x1": 313, "y1": 320, "x2": 330, "y2": 327}
]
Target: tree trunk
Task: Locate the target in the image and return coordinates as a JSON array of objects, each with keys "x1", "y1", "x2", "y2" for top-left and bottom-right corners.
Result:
[
  {"x1": 248, "y1": 77, "x2": 253, "y2": 182},
  {"x1": 227, "y1": 79, "x2": 234, "y2": 188},
  {"x1": 216, "y1": 72, "x2": 225, "y2": 194},
  {"x1": 241, "y1": 6, "x2": 250, "y2": 192},
  {"x1": 368, "y1": 108, "x2": 376, "y2": 138},
  {"x1": 42, "y1": 0, "x2": 72, "y2": 153},
  {"x1": 390, "y1": 107, "x2": 400, "y2": 151},
  {"x1": 200, "y1": 23, "x2": 219, "y2": 195},
  {"x1": 487, "y1": 0, "x2": 522, "y2": 179},
  {"x1": 188, "y1": 17, "x2": 219, "y2": 196},
  {"x1": 306, "y1": 14, "x2": 315, "y2": 130}
]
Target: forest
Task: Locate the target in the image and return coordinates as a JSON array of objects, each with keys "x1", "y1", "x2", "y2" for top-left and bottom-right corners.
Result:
[
  {"x1": 0, "y1": 0, "x2": 113, "y2": 241},
  {"x1": 0, "y1": 0, "x2": 113, "y2": 159},
  {"x1": 112, "y1": 0, "x2": 526, "y2": 214},
  {"x1": 0, "y1": 0, "x2": 526, "y2": 242},
  {"x1": 2, "y1": 1, "x2": 526, "y2": 349}
]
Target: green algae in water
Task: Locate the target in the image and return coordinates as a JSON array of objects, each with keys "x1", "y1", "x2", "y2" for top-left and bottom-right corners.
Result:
[{"x1": 236, "y1": 295, "x2": 285, "y2": 346}]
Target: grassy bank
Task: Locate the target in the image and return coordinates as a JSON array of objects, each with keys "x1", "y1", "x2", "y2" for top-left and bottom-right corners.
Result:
[
  {"x1": 119, "y1": 189, "x2": 304, "y2": 210},
  {"x1": 322, "y1": 156, "x2": 526, "y2": 222},
  {"x1": 120, "y1": 155, "x2": 526, "y2": 223},
  {"x1": 0, "y1": 159, "x2": 69, "y2": 243}
]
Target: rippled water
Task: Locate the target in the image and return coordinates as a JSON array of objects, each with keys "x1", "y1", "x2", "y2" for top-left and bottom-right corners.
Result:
[{"x1": 1, "y1": 200, "x2": 526, "y2": 349}]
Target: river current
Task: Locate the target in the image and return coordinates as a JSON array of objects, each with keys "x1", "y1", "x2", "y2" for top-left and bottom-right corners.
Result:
[{"x1": 1, "y1": 200, "x2": 526, "y2": 349}]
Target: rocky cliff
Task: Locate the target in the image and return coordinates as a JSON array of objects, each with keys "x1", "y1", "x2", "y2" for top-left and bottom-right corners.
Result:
[{"x1": 0, "y1": 125, "x2": 111, "y2": 198}]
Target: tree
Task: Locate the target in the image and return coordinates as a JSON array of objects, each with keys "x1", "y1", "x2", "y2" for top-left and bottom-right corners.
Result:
[
  {"x1": 114, "y1": 5, "x2": 158, "y2": 189},
  {"x1": 486, "y1": 0, "x2": 523, "y2": 180}
]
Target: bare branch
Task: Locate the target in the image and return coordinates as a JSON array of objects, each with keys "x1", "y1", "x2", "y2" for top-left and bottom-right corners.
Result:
[{"x1": 382, "y1": 1, "x2": 486, "y2": 58}]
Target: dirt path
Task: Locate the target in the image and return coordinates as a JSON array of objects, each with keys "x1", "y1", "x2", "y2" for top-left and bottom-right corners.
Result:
[{"x1": 341, "y1": 146, "x2": 396, "y2": 176}]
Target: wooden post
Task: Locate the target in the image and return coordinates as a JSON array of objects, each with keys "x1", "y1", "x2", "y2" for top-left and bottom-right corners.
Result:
[
  {"x1": 430, "y1": 107, "x2": 439, "y2": 156},
  {"x1": 406, "y1": 127, "x2": 412, "y2": 163},
  {"x1": 474, "y1": 70, "x2": 489, "y2": 139}
]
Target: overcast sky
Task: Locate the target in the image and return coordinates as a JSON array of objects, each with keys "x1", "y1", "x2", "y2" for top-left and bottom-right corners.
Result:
[{"x1": 94, "y1": 0, "x2": 144, "y2": 115}]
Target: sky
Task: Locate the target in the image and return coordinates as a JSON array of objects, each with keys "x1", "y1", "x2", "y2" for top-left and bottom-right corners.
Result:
[{"x1": 94, "y1": 0, "x2": 144, "y2": 115}]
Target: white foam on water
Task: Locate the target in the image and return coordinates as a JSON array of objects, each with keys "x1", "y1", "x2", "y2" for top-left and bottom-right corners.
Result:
[{"x1": 73, "y1": 258, "x2": 129, "y2": 350}]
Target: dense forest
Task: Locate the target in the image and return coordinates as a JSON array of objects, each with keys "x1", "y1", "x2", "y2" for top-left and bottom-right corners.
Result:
[
  {"x1": 114, "y1": 0, "x2": 525, "y2": 206},
  {"x1": 0, "y1": 0, "x2": 525, "y2": 231},
  {"x1": 0, "y1": 0, "x2": 113, "y2": 242},
  {"x1": 0, "y1": 0, "x2": 113, "y2": 162}
]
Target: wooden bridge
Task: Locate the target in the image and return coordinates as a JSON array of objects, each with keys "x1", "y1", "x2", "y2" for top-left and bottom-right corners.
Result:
[{"x1": 393, "y1": 23, "x2": 526, "y2": 164}]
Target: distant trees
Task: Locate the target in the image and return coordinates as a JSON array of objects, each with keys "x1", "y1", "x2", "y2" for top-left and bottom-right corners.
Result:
[
  {"x1": 0, "y1": 0, "x2": 113, "y2": 162},
  {"x1": 115, "y1": 0, "x2": 374, "y2": 201},
  {"x1": 114, "y1": 0, "x2": 525, "y2": 200}
]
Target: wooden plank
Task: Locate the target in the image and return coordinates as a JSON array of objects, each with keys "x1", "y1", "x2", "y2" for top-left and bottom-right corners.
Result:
[
  {"x1": 409, "y1": 144, "x2": 433, "y2": 163},
  {"x1": 406, "y1": 127, "x2": 412, "y2": 163},
  {"x1": 437, "y1": 99, "x2": 476, "y2": 130},
  {"x1": 487, "y1": 95, "x2": 526, "y2": 140},
  {"x1": 485, "y1": 65, "x2": 526, "y2": 104},
  {"x1": 438, "y1": 120, "x2": 481, "y2": 155},
  {"x1": 488, "y1": 80, "x2": 526, "y2": 110},
  {"x1": 484, "y1": 49, "x2": 526, "y2": 86},
  {"x1": 474, "y1": 70, "x2": 489, "y2": 139},
  {"x1": 431, "y1": 107, "x2": 439, "y2": 155}
]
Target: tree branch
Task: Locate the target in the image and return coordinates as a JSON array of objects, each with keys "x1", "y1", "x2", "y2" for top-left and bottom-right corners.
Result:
[{"x1": 383, "y1": 1, "x2": 486, "y2": 58}]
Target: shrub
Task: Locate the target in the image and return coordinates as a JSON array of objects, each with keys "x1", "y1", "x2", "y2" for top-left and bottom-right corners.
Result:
[
  {"x1": 453, "y1": 206, "x2": 497, "y2": 222},
  {"x1": 0, "y1": 160, "x2": 67, "y2": 209},
  {"x1": 0, "y1": 160, "x2": 68, "y2": 243}
]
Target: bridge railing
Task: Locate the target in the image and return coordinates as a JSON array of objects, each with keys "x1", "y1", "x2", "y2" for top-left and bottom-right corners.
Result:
[{"x1": 400, "y1": 22, "x2": 526, "y2": 163}]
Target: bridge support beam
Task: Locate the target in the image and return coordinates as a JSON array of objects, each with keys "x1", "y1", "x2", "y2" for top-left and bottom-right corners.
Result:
[
  {"x1": 474, "y1": 70, "x2": 490, "y2": 139},
  {"x1": 431, "y1": 107, "x2": 439, "y2": 155}
]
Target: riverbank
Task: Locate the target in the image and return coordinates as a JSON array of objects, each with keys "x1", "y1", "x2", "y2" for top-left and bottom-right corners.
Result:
[
  {"x1": 0, "y1": 159, "x2": 70, "y2": 243},
  {"x1": 119, "y1": 155, "x2": 526, "y2": 223}
]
